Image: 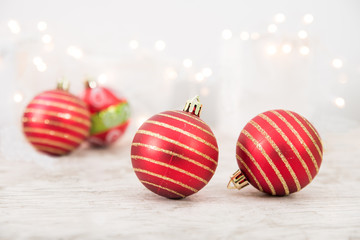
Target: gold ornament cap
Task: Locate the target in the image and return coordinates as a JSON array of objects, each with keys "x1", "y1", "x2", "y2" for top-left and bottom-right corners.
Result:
[
  {"x1": 183, "y1": 95, "x2": 202, "y2": 117},
  {"x1": 227, "y1": 169, "x2": 249, "y2": 190},
  {"x1": 84, "y1": 78, "x2": 97, "y2": 89},
  {"x1": 56, "y1": 78, "x2": 70, "y2": 91}
]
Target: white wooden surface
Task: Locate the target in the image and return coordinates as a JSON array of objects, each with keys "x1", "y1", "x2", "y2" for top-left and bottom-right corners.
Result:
[{"x1": 0, "y1": 126, "x2": 359, "y2": 240}]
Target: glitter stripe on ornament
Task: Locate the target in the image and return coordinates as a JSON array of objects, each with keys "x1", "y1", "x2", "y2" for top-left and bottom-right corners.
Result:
[
  {"x1": 169, "y1": 110, "x2": 206, "y2": 125},
  {"x1": 22, "y1": 117, "x2": 89, "y2": 136},
  {"x1": 285, "y1": 111, "x2": 323, "y2": 158},
  {"x1": 237, "y1": 141, "x2": 276, "y2": 195},
  {"x1": 132, "y1": 155, "x2": 209, "y2": 184},
  {"x1": 30, "y1": 99, "x2": 90, "y2": 117},
  {"x1": 270, "y1": 110, "x2": 319, "y2": 173},
  {"x1": 250, "y1": 120, "x2": 301, "y2": 191},
  {"x1": 140, "y1": 180, "x2": 185, "y2": 198},
  {"x1": 23, "y1": 127, "x2": 84, "y2": 144},
  {"x1": 258, "y1": 113, "x2": 313, "y2": 182},
  {"x1": 236, "y1": 154, "x2": 263, "y2": 192},
  {"x1": 242, "y1": 129, "x2": 290, "y2": 195},
  {"x1": 157, "y1": 113, "x2": 215, "y2": 137},
  {"x1": 40, "y1": 92, "x2": 87, "y2": 107},
  {"x1": 25, "y1": 108, "x2": 91, "y2": 127},
  {"x1": 299, "y1": 114, "x2": 322, "y2": 145},
  {"x1": 26, "y1": 137, "x2": 76, "y2": 151},
  {"x1": 90, "y1": 102, "x2": 130, "y2": 135},
  {"x1": 145, "y1": 120, "x2": 218, "y2": 152},
  {"x1": 133, "y1": 168, "x2": 198, "y2": 193},
  {"x1": 131, "y1": 142, "x2": 215, "y2": 173},
  {"x1": 33, "y1": 144, "x2": 67, "y2": 155},
  {"x1": 136, "y1": 130, "x2": 217, "y2": 166}
]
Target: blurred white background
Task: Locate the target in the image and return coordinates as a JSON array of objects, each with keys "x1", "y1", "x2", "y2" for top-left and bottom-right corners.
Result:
[{"x1": 0, "y1": 0, "x2": 359, "y2": 138}]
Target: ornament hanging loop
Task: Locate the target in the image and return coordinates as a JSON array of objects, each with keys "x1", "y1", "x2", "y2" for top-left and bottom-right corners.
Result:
[
  {"x1": 57, "y1": 77, "x2": 70, "y2": 91},
  {"x1": 84, "y1": 78, "x2": 97, "y2": 89},
  {"x1": 183, "y1": 95, "x2": 202, "y2": 117},
  {"x1": 227, "y1": 169, "x2": 249, "y2": 190}
]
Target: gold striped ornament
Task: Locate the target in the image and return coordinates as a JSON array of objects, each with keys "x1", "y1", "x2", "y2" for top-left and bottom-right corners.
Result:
[
  {"x1": 228, "y1": 110, "x2": 323, "y2": 196},
  {"x1": 22, "y1": 79, "x2": 90, "y2": 156},
  {"x1": 131, "y1": 96, "x2": 219, "y2": 199}
]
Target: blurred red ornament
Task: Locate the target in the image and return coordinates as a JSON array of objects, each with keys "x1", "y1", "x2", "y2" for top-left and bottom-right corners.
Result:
[
  {"x1": 22, "y1": 79, "x2": 91, "y2": 156},
  {"x1": 131, "y1": 96, "x2": 218, "y2": 199},
  {"x1": 81, "y1": 80, "x2": 130, "y2": 147},
  {"x1": 228, "y1": 110, "x2": 323, "y2": 196}
]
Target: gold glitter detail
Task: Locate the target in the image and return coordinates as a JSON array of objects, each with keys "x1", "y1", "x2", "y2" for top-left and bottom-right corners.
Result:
[
  {"x1": 270, "y1": 110, "x2": 319, "y2": 173},
  {"x1": 132, "y1": 143, "x2": 215, "y2": 174},
  {"x1": 259, "y1": 114, "x2": 313, "y2": 183},
  {"x1": 134, "y1": 168, "x2": 198, "y2": 193},
  {"x1": 236, "y1": 154, "x2": 263, "y2": 192},
  {"x1": 242, "y1": 129, "x2": 290, "y2": 195},
  {"x1": 285, "y1": 111, "x2": 323, "y2": 158},
  {"x1": 23, "y1": 127, "x2": 83, "y2": 144},
  {"x1": 132, "y1": 155, "x2": 208, "y2": 184},
  {"x1": 237, "y1": 141, "x2": 276, "y2": 195},
  {"x1": 30, "y1": 99, "x2": 89, "y2": 116},
  {"x1": 250, "y1": 120, "x2": 301, "y2": 192},
  {"x1": 136, "y1": 130, "x2": 218, "y2": 166},
  {"x1": 169, "y1": 110, "x2": 206, "y2": 125},
  {"x1": 33, "y1": 144, "x2": 67, "y2": 155},
  {"x1": 25, "y1": 108, "x2": 91, "y2": 127},
  {"x1": 26, "y1": 137, "x2": 76, "y2": 150},
  {"x1": 22, "y1": 117, "x2": 89, "y2": 136},
  {"x1": 145, "y1": 120, "x2": 218, "y2": 152},
  {"x1": 140, "y1": 180, "x2": 185, "y2": 198},
  {"x1": 298, "y1": 114, "x2": 322, "y2": 146},
  {"x1": 157, "y1": 113, "x2": 215, "y2": 137},
  {"x1": 40, "y1": 92, "x2": 86, "y2": 107}
]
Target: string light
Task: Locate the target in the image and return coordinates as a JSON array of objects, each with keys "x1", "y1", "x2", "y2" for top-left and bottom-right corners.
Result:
[
  {"x1": 67, "y1": 46, "x2": 83, "y2": 59},
  {"x1": 303, "y1": 14, "x2": 314, "y2": 24},
  {"x1": 334, "y1": 97, "x2": 345, "y2": 108},
  {"x1": 195, "y1": 72, "x2": 204, "y2": 82},
  {"x1": 98, "y1": 73, "x2": 108, "y2": 84},
  {"x1": 200, "y1": 87, "x2": 209, "y2": 96},
  {"x1": 42, "y1": 34, "x2": 52, "y2": 44},
  {"x1": 338, "y1": 73, "x2": 348, "y2": 84},
  {"x1": 338, "y1": 74, "x2": 348, "y2": 84},
  {"x1": 183, "y1": 59, "x2": 193, "y2": 68},
  {"x1": 13, "y1": 92, "x2": 23, "y2": 103},
  {"x1": 8, "y1": 20, "x2": 21, "y2": 34},
  {"x1": 164, "y1": 68, "x2": 178, "y2": 80},
  {"x1": 267, "y1": 24, "x2": 277, "y2": 33},
  {"x1": 37, "y1": 21, "x2": 47, "y2": 31},
  {"x1": 202, "y1": 67, "x2": 212, "y2": 77},
  {"x1": 281, "y1": 44, "x2": 292, "y2": 54},
  {"x1": 299, "y1": 46, "x2": 310, "y2": 55},
  {"x1": 33, "y1": 56, "x2": 47, "y2": 72},
  {"x1": 155, "y1": 40, "x2": 166, "y2": 51},
  {"x1": 251, "y1": 32, "x2": 260, "y2": 40},
  {"x1": 240, "y1": 31, "x2": 250, "y2": 41},
  {"x1": 298, "y1": 30, "x2": 308, "y2": 39},
  {"x1": 332, "y1": 58, "x2": 343, "y2": 69},
  {"x1": 266, "y1": 45, "x2": 277, "y2": 55},
  {"x1": 274, "y1": 13, "x2": 286, "y2": 23},
  {"x1": 222, "y1": 29, "x2": 232, "y2": 40},
  {"x1": 129, "y1": 40, "x2": 139, "y2": 49}
]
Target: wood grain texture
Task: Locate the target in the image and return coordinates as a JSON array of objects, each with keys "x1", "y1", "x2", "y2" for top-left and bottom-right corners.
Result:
[{"x1": 0, "y1": 127, "x2": 359, "y2": 240}]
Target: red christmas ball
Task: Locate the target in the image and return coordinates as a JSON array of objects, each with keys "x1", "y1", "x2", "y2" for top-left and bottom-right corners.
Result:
[
  {"x1": 81, "y1": 80, "x2": 130, "y2": 147},
  {"x1": 230, "y1": 110, "x2": 323, "y2": 196},
  {"x1": 22, "y1": 80, "x2": 91, "y2": 156},
  {"x1": 131, "y1": 96, "x2": 218, "y2": 199}
]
